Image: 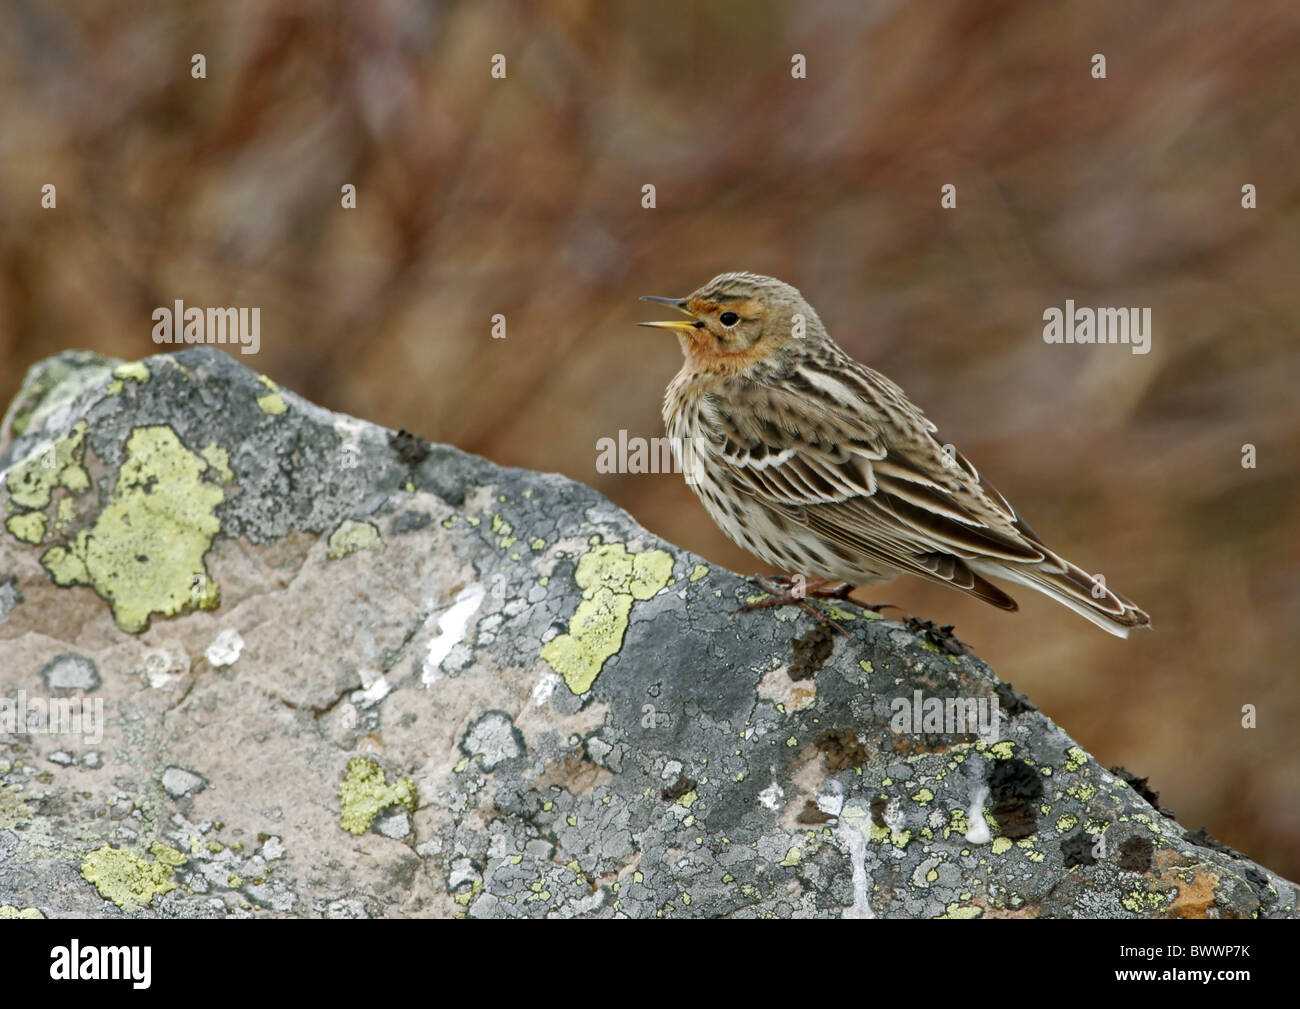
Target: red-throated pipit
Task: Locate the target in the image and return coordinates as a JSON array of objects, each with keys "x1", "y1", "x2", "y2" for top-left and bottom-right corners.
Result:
[{"x1": 640, "y1": 272, "x2": 1150, "y2": 637}]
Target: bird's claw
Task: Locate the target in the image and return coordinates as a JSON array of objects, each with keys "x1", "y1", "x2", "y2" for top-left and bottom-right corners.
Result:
[{"x1": 735, "y1": 575, "x2": 856, "y2": 636}]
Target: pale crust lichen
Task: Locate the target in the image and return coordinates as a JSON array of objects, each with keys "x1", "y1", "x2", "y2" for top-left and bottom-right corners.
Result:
[
  {"x1": 0, "y1": 784, "x2": 33, "y2": 829},
  {"x1": 540, "y1": 541, "x2": 674, "y2": 694}
]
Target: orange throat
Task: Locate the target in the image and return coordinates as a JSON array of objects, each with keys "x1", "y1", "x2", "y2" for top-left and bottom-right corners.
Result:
[{"x1": 678, "y1": 331, "x2": 769, "y2": 379}]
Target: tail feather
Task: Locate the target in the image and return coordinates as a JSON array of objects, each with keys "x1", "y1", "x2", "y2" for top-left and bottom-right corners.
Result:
[{"x1": 970, "y1": 557, "x2": 1151, "y2": 639}]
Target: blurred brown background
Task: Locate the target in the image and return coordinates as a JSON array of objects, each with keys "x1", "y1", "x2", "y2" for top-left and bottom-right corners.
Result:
[{"x1": 2, "y1": 1, "x2": 1298, "y2": 880}]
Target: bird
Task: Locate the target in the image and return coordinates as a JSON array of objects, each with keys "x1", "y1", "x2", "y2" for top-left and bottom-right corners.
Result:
[{"x1": 638, "y1": 271, "x2": 1151, "y2": 638}]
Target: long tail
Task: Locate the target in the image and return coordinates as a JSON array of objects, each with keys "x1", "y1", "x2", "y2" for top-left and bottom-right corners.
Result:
[{"x1": 970, "y1": 556, "x2": 1151, "y2": 638}]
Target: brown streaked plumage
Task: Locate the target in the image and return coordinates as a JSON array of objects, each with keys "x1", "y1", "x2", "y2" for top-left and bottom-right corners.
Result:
[{"x1": 640, "y1": 271, "x2": 1151, "y2": 638}]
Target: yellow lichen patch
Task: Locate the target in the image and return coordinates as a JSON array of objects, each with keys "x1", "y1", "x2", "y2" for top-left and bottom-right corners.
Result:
[
  {"x1": 5, "y1": 512, "x2": 46, "y2": 544},
  {"x1": 491, "y1": 514, "x2": 517, "y2": 548},
  {"x1": 113, "y1": 362, "x2": 151, "y2": 384},
  {"x1": 689, "y1": 564, "x2": 709, "y2": 583},
  {"x1": 338, "y1": 757, "x2": 417, "y2": 835},
  {"x1": 80, "y1": 844, "x2": 178, "y2": 908},
  {"x1": 254, "y1": 375, "x2": 286, "y2": 413},
  {"x1": 40, "y1": 425, "x2": 223, "y2": 633},
  {"x1": 0, "y1": 905, "x2": 43, "y2": 918},
  {"x1": 1122, "y1": 888, "x2": 1172, "y2": 914},
  {"x1": 326, "y1": 519, "x2": 383, "y2": 560},
  {"x1": 149, "y1": 841, "x2": 187, "y2": 867},
  {"x1": 539, "y1": 542, "x2": 673, "y2": 694},
  {"x1": 53, "y1": 495, "x2": 77, "y2": 533},
  {"x1": 200, "y1": 443, "x2": 234, "y2": 483},
  {"x1": 4, "y1": 420, "x2": 90, "y2": 511}
]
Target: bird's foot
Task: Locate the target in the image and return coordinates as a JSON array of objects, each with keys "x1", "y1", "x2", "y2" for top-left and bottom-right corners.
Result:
[
  {"x1": 743, "y1": 575, "x2": 897, "y2": 611},
  {"x1": 738, "y1": 575, "x2": 863, "y2": 636}
]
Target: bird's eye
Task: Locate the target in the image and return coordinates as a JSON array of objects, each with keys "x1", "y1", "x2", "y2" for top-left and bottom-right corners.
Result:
[{"x1": 719, "y1": 311, "x2": 740, "y2": 327}]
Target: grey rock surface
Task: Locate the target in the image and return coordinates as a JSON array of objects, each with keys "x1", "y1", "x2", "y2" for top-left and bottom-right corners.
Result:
[{"x1": 0, "y1": 347, "x2": 1295, "y2": 918}]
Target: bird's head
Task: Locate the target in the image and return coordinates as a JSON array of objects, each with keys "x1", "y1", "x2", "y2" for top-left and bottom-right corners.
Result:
[{"x1": 639, "y1": 272, "x2": 824, "y2": 374}]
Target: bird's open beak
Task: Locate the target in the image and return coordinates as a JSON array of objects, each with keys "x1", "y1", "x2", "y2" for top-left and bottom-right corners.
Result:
[{"x1": 638, "y1": 296, "x2": 702, "y2": 332}]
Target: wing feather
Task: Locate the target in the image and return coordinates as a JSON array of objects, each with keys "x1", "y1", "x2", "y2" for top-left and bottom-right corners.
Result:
[{"x1": 704, "y1": 354, "x2": 1046, "y2": 575}]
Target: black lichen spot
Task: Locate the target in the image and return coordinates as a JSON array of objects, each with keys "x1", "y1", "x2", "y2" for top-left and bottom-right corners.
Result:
[
  {"x1": 1243, "y1": 864, "x2": 1273, "y2": 908},
  {"x1": 660, "y1": 774, "x2": 696, "y2": 802},
  {"x1": 1183, "y1": 826, "x2": 1246, "y2": 859},
  {"x1": 988, "y1": 759, "x2": 1043, "y2": 840},
  {"x1": 1109, "y1": 765, "x2": 1176, "y2": 818},
  {"x1": 1117, "y1": 835, "x2": 1154, "y2": 872},
  {"x1": 789, "y1": 623, "x2": 835, "y2": 681},
  {"x1": 902, "y1": 617, "x2": 969, "y2": 655},
  {"x1": 995, "y1": 680, "x2": 1037, "y2": 717},
  {"x1": 389, "y1": 428, "x2": 431, "y2": 466},
  {"x1": 815, "y1": 728, "x2": 866, "y2": 772},
  {"x1": 1061, "y1": 830, "x2": 1097, "y2": 869},
  {"x1": 796, "y1": 800, "x2": 834, "y2": 825}
]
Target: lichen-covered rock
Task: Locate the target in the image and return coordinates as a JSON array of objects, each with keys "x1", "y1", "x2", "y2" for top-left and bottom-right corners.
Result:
[{"x1": 0, "y1": 348, "x2": 1294, "y2": 918}]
